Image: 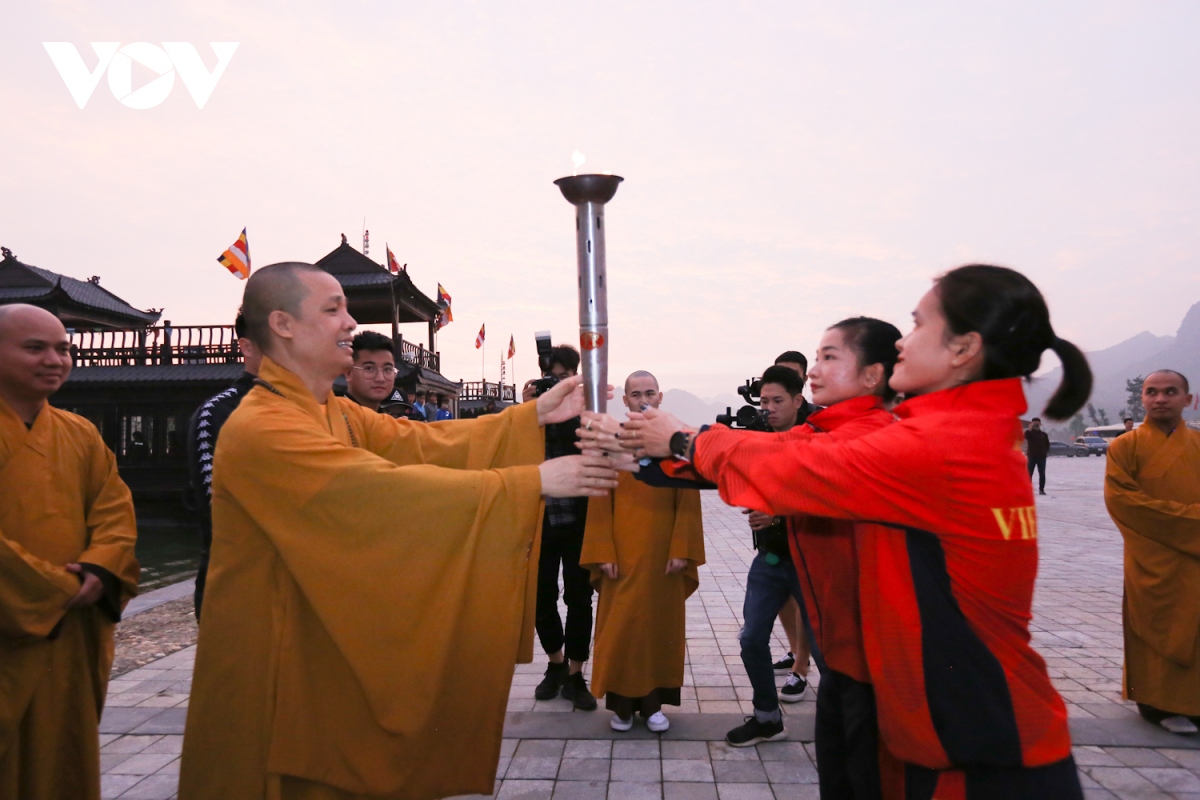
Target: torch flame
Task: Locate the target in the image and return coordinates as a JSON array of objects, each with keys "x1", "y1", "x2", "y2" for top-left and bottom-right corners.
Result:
[{"x1": 572, "y1": 150, "x2": 586, "y2": 175}]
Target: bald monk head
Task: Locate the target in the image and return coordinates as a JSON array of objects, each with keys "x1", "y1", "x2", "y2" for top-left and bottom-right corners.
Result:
[
  {"x1": 1142, "y1": 370, "x2": 1193, "y2": 432},
  {"x1": 241, "y1": 262, "x2": 357, "y2": 399},
  {"x1": 0, "y1": 304, "x2": 73, "y2": 424},
  {"x1": 623, "y1": 371, "x2": 661, "y2": 414}
]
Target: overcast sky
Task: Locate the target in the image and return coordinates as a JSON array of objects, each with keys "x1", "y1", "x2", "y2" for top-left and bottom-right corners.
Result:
[{"x1": 2, "y1": 1, "x2": 1198, "y2": 398}]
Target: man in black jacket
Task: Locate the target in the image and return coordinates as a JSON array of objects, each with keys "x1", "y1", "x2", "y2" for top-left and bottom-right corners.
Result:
[
  {"x1": 728, "y1": 363, "x2": 816, "y2": 746},
  {"x1": 186, "y1": 313, "x2": 262, "y2": 619},
  {"x1": 1025, "y1": 417, "x2": 1051, "y2": 496},
  {"x1": 524, "y1": 344, "x2": 598, "y2": 710}
]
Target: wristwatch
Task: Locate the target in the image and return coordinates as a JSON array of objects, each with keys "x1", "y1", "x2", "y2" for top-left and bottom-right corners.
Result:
[{"x1": 669, "y1": 431, "x2": 693, "y2": 461}]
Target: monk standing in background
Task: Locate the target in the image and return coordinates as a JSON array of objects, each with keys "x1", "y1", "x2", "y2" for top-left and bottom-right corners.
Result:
[
  {"x1": 0, "y1": 304, "x2": 140, "y2": 799},
  {"x1": 1106, "y1": 369, "x2": 1200, "y2": 735},
  {"x1": 581, "y1": 370, "x2": 705, "y2": 732},
  {"x1": 179, "y1": 263, "x2": 618, "y2": 800}
]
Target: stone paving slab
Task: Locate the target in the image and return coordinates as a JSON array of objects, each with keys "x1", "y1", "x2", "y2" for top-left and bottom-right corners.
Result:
[{"x1": 504, "y1": 713, "x2": 816, "y2": 742}]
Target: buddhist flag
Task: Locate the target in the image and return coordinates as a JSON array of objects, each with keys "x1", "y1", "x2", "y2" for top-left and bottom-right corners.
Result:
[
  {"x1": 386, "y1": 245, "x2": 403, "y2": 275},
  {"x1": 507, "y1": 335, "x2": 516, "y2": 359},
  {"x1": 217, "y1": 228, "x2": 250, "y2": 280},
  {"x1": 436, "y1": 283, "x2": 453, "y2": 329},
  {"x1": 475, "y1": 323, "x2": 486, "y2": 349}
]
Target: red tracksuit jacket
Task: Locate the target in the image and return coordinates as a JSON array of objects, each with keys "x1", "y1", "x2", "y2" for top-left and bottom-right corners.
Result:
[
  {"x1": 785, "y1": 395, "x2": 895, "y2": 683},
  {"x1": 694, "y1": 378, "x2": 1070, "y2": 770}
]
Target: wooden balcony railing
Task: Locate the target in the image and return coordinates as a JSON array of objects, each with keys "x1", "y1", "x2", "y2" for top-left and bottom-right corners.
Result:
[
  {"x1": 69, "y1": 325, "x2": 440, "y2": 372},
  {"x1": 69, "y1": 325, "x2": 241, "y2": 366},
  {"x1": 460, "y1": 381, "x2": 516, "y2": 403},
  {"x1": 397, "y1": 337, "x2": 440, "y2": 372}
]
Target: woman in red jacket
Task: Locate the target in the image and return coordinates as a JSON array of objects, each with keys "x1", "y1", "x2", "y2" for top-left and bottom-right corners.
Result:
[
  {"x1": 792, "y1": 318, "x2": 901, "y2": 800},
  {"x1": 617, "y1": 265, "x2": 1091, "y2": 800},
  {"x1": 785, "y1": 317, "x2": 901, "y2": 800}
]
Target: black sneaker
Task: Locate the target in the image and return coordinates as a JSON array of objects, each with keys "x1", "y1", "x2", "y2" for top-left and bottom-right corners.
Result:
[
  {"x1": 534, "y1": 661, "x2": 568, "y2": 701},
  {"x1": 779, "y1": 672, "x2": 809, "y2": 703},
  {"x1": 725, "y1": 715, "x2": 787, "y2": 747},
  {"x1": 772, "y1": 652, "x2": 795, "y2": 673},
  {"x1": 560, "y1": 671, "x2": 598, "y2": 711}
]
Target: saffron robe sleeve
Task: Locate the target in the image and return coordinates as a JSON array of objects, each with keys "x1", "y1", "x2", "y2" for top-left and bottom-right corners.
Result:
[
  {"x1": 581, "y1": 474, "x2": 704, "y2": 700},
  {"x1": 180, "y1": 360, "x2": 547, "y2": 800},
  {"x1": 0, "y1": 402, "x2": 138, "y2": 800},
  {"x1": 347, "y1": 396, "x2": 548, "y2": 661},
  {"x1": 1105, "y1": 424, "x2": 1200, "y2": 689}
]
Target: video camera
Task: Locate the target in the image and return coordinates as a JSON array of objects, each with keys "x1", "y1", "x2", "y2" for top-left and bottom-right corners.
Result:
[
  {"x1": 716, "y1": 378, "x2": 773, "y2": 431},
  {"x1": 532, "y1": 330, "x2": 559, "y2": 397}
]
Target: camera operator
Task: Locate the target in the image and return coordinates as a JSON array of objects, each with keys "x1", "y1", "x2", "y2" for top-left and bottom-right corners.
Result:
[
  {"x1": 523, "y1": 345, "x2": 598, "y2": 710},
  {"x1": 736, "y1": 362, "x2": 816, "y2": 743}
]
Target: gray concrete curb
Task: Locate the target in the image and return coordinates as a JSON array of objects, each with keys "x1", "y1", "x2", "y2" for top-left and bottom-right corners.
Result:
[{"x1": 124, "y1": 578, "x2": 195, "y2": 618}]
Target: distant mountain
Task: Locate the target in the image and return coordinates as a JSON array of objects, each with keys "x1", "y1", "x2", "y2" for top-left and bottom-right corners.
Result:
[
  {"x1": 1025, "y1": 301, "x2": 1199, "y2": 420},
  {"x1": 659, "y1": 389, "x2": 744, "y2": 428}
]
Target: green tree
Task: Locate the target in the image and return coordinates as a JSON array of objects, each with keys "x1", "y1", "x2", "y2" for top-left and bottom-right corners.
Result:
[
  {"x1": 1120, "y1": 376, "x2": 1145, "y2": 421},
  {"x1": 1069, "y1": 413, "x2": 1087, "y2": 437}
]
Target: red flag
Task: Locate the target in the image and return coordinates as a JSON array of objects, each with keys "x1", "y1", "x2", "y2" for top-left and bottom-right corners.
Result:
[
  {"x1": 386, "y1": 245, "x2": 403, "y2": 275},
  {"x1": 436, "y1": 284, "x2": 453, "y2": 329},
  {"x1": 475, "y1": 323, "x2": 485, "y2": 349},
  {"x1": 216, "y1": 228, "x2": 250, "y2": 280},
  {"x1": 507, "y1": 335, "x2": 516, "y2": 360}
]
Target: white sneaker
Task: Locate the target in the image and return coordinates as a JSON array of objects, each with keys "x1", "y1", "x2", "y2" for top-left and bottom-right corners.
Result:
[
  {"x1": 646, "y1": 711, "x2": 670, "y2": 732},
  {"x1": 1160, "y1": 716, "x2": 1199, "y2": 735},
  {"x1": 610, "y1": 713, "x2": 633, "y2": 732}
]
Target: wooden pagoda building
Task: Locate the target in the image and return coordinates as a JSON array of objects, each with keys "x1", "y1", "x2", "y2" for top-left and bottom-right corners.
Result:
[{"x1": 0, "y1": 240, "x2": 461, "y2": 519}]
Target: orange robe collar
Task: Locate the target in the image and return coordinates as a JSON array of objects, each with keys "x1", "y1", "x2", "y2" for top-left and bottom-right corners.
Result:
[{"x1": 254, "y1": 356, "x2": 357, "y2": 446}]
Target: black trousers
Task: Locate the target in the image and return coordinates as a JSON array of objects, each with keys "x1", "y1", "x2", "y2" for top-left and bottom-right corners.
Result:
[
  {"x1": 1027, "y1": 455, "x2": 1046, "y2": 493},
  {"x1": 535, "y1": 525, "x2": 594, "y2": 663},
  {"x1": 193, "y1": 517, "x2": 212, "y2": 621},
  {"x1": 904, "y1": 755, "x2": 1083, "y2": 799},
  {"x1": 815, "y1": 669, "x2": 882, "y2": 800}
]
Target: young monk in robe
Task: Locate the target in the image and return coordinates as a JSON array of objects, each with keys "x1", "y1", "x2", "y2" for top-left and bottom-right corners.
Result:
[
  {"x1": 581, "y1": 370, "x2": 705, "y2": 732},
  {"x1": 178, "y1": 263, "x2": 619, "y2": 800},
  {"x1": 1105, "y1": 369, "x2": 1200, "y2": 734},
  {"x1": 0, "y1": 304, "x2": 140, "y2": 800}
]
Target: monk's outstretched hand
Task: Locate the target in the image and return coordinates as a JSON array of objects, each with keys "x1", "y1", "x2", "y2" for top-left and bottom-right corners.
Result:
[
  {"x1": 665, "y1": 558, "x2": 688, "y2": 575},
  {"x1": 621, "y1": 408, "x2": 687, "y2": 459},
  {"x1": 540, "y1": 454, "x2": 619, "y2": 498},
  {"x1": 577, "y1": 412, "x2": 629, "y2": 456},
  {"x1": 536, "y1": 376, "x2": 616, "y2": 426}
]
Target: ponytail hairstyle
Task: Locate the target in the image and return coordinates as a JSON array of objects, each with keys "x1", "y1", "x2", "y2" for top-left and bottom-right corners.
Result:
[
  {"x1": 935, "y1": 265, "x2": 1092, "y2": 420},
  {"x1": 828, "y1": 317, "x2": 903, "y2": 402}
]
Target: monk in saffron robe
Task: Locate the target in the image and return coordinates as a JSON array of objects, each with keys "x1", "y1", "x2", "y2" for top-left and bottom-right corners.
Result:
[
  {"x1": 178, "y1": 263, "x2": 618, "y2": 800},
  {"x1": 0, "y1": 304, "x2": 139, "y2": 800},
  {"x1": 581, "y1": 371, "x2": 705, "y2": 732},
  {"x1": 1105, "y1": 369, "x2": 1200, "y2": 734}
]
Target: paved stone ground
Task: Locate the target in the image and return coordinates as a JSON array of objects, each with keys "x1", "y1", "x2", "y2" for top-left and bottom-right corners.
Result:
[{"x1": 98, "y1": 457, "x2": 1200, "y2": 799}]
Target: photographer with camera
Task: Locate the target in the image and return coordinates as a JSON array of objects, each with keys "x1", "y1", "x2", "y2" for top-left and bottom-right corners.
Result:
[
  {"x1": 731, "y1": 362, "x2": 817, "y2": 742},
  {"x1": 523, "y1": 342, "x2": 598, "y2": 710},
  {"x1": 762, "y1": 352, "x2": 816, "y2": 684}
]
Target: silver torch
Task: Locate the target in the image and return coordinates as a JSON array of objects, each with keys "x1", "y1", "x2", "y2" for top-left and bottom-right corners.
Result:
[{"x1": 553, "y1": 173, "x2": 624, "y2": 413}]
